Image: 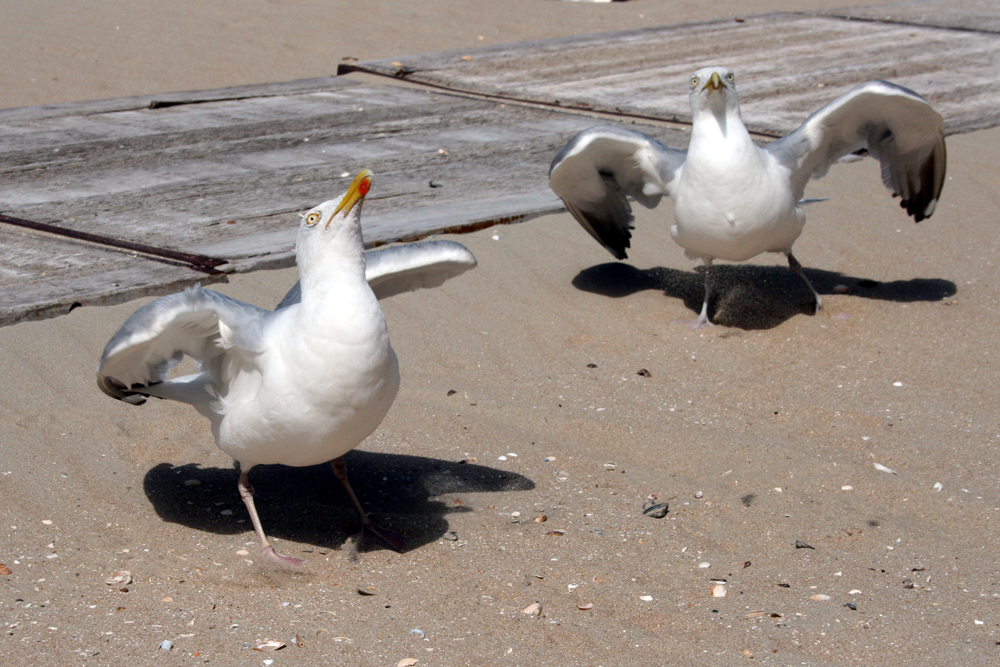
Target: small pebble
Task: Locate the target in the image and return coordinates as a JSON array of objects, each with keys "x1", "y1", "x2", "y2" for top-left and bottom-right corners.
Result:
[
  {"x1": 844, "y1": 602, "x2": 857, "y2": 610},
  {"x1": 184, "y1": 479, "x2": 201, "y2": 486},
  {"x1": 220, "y1": 509, "x2": 233, "y2": 516},
  {"x1": 832, "y1": 284, "x2": 850, "y2": 294}
]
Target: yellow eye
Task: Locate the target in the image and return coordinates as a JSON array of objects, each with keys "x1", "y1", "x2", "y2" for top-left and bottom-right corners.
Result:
[
  {"x1": 727, "y1": 73, "x2": 735, "y2": 83},
  {"x1": 691, "y1": 76, "x2": 699, "y2": 88},
  {"x1": 305, "y1": 212, "x2": 321, "y2": 226}
]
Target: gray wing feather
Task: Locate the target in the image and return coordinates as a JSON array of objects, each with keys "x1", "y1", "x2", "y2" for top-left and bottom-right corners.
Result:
[
  {"x1": 97, "y1": 286, "x2": 268, "y2": 403},
  {"x1": 766, "y1": 81, "x2": 946, "y2": 221},
  {"x1": 549, "y1": 125, "x2": 686, "y2": 259},
  {"x1": 275, "y1": 240, "x2": 477, "y2": 310}
]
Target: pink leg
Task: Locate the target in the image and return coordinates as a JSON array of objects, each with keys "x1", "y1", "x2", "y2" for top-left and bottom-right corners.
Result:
[
  {"x1": 238, "y1": 469, "x2": 304, "y2": 567},
  {"x1": 787, "y1": 252, "x2": 822, "y2": 313},
  {"x1": 331, "y1": 457, "x2": 405, "y2": 551},
  {"x1": 675, "y1": 259, "x2": 715, "y2": 329}
]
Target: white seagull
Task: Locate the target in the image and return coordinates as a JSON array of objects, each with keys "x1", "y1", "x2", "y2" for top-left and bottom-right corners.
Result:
[
  {"x1": 549, "y1": 66, "x2": 946, "y2": 327},
  {"x1": 97, "y1": 170, "x2": 477, "y2": 566}
]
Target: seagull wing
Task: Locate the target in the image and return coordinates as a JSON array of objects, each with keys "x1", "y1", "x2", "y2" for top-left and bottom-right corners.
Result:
[
  {"x1": 766, "y1": 80, "x2": 946, "y2": 221},
  {"x1": 275, "y1": 240, "x2": 477, "y2": 309},
  {"x1": 549, "y1": 125, "x2": 686, "y2": 259},
  {"x1": 97, "y1": 286, "x2": 268, "y2": 405}
]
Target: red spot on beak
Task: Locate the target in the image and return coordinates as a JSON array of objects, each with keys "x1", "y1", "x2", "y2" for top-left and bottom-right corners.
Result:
[{"x1": 358, "y1": 178, "x2": 371, "y2": 196}]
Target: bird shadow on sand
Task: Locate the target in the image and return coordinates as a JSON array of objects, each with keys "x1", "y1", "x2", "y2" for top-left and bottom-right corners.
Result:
[
  {"x1": 143, "y1": 450, "x2": 533, "y2": 555},
  {"x1": 573, "y1": 262, "x2": 956, "y2": 330}
]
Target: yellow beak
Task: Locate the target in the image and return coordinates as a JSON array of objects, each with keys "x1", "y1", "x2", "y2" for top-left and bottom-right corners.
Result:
[
  {"x1": 329, "y1": 169, "x2": 374, "y2": 227},
  {"x1": 702, "y1": 71, "x2": 723, "y2": 92}
]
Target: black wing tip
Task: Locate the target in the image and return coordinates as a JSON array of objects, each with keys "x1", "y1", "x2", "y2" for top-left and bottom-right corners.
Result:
[{"x1": 97, "y1": 375, "x2": 148, "y2": 405}]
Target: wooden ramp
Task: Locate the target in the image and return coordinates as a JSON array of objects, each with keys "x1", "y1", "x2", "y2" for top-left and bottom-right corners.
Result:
[
  {"x1": 3, "y1": 1, "x2": 999, "y2": 326},
  {"x1": 341, "y1": 10, "x2": 1000, "y2": 136},
  {"x1": 1, "y1": 78, "x2": 687, "y2": 325}
]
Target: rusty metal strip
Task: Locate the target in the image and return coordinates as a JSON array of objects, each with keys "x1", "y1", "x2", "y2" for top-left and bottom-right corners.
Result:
[{"x1": 0, "y1": 213, "x2": 230, "y2": 275}]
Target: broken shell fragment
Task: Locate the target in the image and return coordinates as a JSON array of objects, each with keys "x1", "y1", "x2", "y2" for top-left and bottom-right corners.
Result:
[
  {"x1": 533, "y1": 515, "x2": 548, "y2": 523},
  {"x1": 522, "y1": 602, "x2": 542, "y2": 616},
  {"x1": 0, "y1": 564, "x2": 11, "y2": 576},
  {"x1": 157, "y1": 640, "x2": 173, "y2": 651},
  {"x1": 710, "y1": 579, "x2": 728, "y2": 598},
  {"x1": 544, "y1": 529, "x2": 566, "y2": 536},
  {"x1": 105, "y1": 571, "x2": 132, "y2": 586},
  {"x1": 357, "y1": 587, "x2": 379, "y2": 596},
  {"x1": 642, "y1": 502, "x2": 669, "y2": 519},
  {"x1": 397, "y1": 659, "x2": 419, "y2": 667},
  {"x1": 254, "y1": 641, "x2": 286, "y2": 651},
  {"x1": 794, "y1": 540, "x2": 814, "y2": 549},
  {"x1": 577, "y1": 603, "x2": 594, "y2": 610},
  {"x1": 810, "y1": 594, "x2": 831, "y2": 601}
]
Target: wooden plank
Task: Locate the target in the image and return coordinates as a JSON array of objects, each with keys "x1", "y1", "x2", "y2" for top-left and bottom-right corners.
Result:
[
  {"x1": 820, "y1": 0, "x2": 1000, "y2": 34},
  {"x1": 0, "y1": 75, "x2": 692, "y2": 324},
  {"x1": 341, "y1": 12, "x2": 1000, "y2": 136},
  {"x1": 0, "y1": 79, "x2": 648, "y2": 269},
  {"x1": 0, "y1": 225, "x2": 227, "y2": 326}
]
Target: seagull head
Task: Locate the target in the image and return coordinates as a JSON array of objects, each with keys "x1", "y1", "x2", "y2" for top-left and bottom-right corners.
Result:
[
  {"x1": 296, "y1": 169, "x2": 374, "y2": 269},
  {"x1": 689, "y1": 66, "x2": 739, "y2": 117}
]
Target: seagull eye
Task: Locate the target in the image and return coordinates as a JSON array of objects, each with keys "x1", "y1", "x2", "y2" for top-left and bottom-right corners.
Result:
[
  {"x1": 691, "y1": 76, "x2": 699, "y2": 88},
  {"x1": 727, "y1": 73, "x2": 735, "y2": 83},
  {"x1": 305, "y1": 212, "x2": 321, "y2": 226}
]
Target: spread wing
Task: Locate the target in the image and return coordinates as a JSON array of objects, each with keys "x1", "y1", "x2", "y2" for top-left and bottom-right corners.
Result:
[
  {"x1": 97, "y1": 286, "x2": 268, "y2": 405},
  {"x1": 766, "y1": 80, "x2": 946, "y2": 221},
  {"x1": 548, "y1": 125, "x2": 686, "y2": 259},
  {"x1": 275, "y1": 240, "x2": 478, "y2": 310}
]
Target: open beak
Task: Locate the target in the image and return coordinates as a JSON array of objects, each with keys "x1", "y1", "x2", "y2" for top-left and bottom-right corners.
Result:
[
  {"x1": 702, "y1": 71, "x2": 723, "y2": 92},
  {"x1": 329, "y1": 169, "x2": 374, "y2": 227}
]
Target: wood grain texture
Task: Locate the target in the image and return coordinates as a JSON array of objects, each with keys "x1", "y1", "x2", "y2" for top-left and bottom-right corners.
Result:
[
  {"x1": 0, "y1": 225, "x2": 227, "y2": 326},
  {"x1": 343, "y1": 12, "x2": 1000, "y2": 136},
  {"x1": 820, "y1": 0, "x2": 1000, "y2": 34},
  {"x1": 0, "y1": 76, "x2": 689, "y2": 325}
]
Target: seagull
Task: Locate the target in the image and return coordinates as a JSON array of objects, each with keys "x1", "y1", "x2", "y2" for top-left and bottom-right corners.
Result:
[
  {"x1": 97, "y1": 170, "x2": 477, "y2": 566},
  {"x1": 549, "y1": 66, "x2": 946, "y2": 327}
]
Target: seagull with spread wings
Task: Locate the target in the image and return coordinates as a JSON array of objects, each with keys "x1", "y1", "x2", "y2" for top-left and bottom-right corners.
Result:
[
  {"x1": 97, "y1": 170, "x2": 477, "y2": 566},
  {"x1": 549, "y1": 66, "x2": 946, "y2": 327}
]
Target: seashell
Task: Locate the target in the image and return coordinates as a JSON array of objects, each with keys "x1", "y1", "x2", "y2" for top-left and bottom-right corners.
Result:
[
  {"x1": 105, "y1": 571, "x2": 132, "y2": 586},
  {"x1": 710, "y1": 579, "x2": 728, "y2": 598},
  {"x1": 577, "y1": 603, "x2": 594, "y2": 610},
  {"x1": 873, "y1": 463, "x2": 897, "y2": 474},
  {"x1": 397, "y1": 659, "x2": 419, "y2": 667},
  {"x1": 157, "y1": 640, "x2": 173, "y2": 651},
  {"x1": 534, "y1": 515, "x2": 548, "y2": 523},
  {"x1": 357, "y1": 587, "x2": 379, "y2": 596},
  {"x1": 642, "y1": 502, "x2": 669, "y2": 518},
  {"x1": 545, "y1": 529, "x2": 566, "y2": 536},
  {"x1": 639, "y1": 595, "x2": 653, "y2": 601},
  {"x1": 810, "y1": 594, "x2": 831, "y2": 601},
  {"x1": 254, "y1": 640, "x2": 286, "y2": 651},
  {"x1": 408, "y1": 629, "x2": 425, "y2": 639},
  {"x1": 794, "y1": 540, "x2": 814, "y2": 549},
  {"x1": 0, "y1": 564, "x2": 11, "y2": 576},
  {"x1": 832, "y1": 284, "x2": 850, "y2": 294},
  {"x1": 637, "y1": 368, "x2": 651, "y2": 378},
  {"x1": 522, "y1": 602, "x2": 542, "y2": 616}
]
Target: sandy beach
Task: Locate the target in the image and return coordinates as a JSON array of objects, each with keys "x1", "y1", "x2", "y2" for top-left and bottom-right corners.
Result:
[{"x1": 2, "y1": 1, "x2": 999, "y2": 665}]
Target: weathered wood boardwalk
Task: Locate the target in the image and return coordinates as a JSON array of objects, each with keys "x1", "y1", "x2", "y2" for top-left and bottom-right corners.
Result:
[
  {"x1": 342, "y1": 11, "x2": 1000, "y2": 136},
  {"x1": 2, "y1": 1, "x2": 998, "y2": 326}
]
